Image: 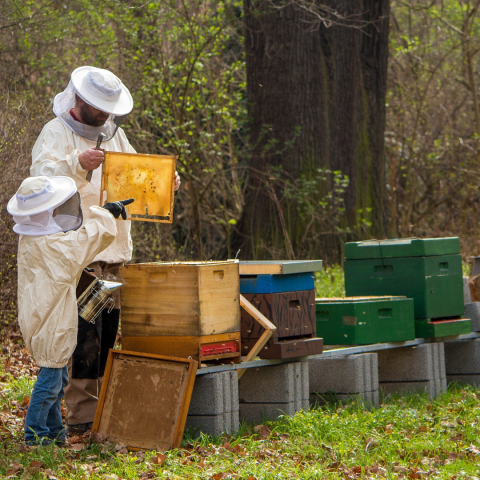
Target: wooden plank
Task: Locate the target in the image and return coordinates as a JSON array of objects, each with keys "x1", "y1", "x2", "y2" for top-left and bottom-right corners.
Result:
[
  {"x1": 238, "y1": 260, "x2": 323, "y2": 275},
  {"x1": 198, "y1": 263, "x2": 240, "y2": 335},
  {"x1": 173, "y1": 357, "x2": 197, "y2": 448},
  {"x1": 237, "y1": 296, "x2": 276, "y2": 379},
  {"x1": 239, "y1": 295, "x2": 276, "y2": 331},
  {"x1": 122, "y1": 336, "x2": 200, "y2": 359}
]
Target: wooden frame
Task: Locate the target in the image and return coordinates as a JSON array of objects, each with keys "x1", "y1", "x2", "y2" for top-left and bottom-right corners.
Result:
[
  {"x1": 122, "y1": 332, "x2": 242, "y2": 365},
  {"x1": 92, "y1": 349, "x2": 197, "y2": 450},
  {"x1": 237, "y1": 295, "x2": 277, "y2": 379},
  {"x1": 100, "y1": 151, "x2": 176, "y2": 223}
]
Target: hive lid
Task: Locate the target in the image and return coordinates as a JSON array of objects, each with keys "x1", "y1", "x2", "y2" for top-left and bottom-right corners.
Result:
[
  {"x1": 238, "y1": 260, "x2": 323, "y2": 275},
  {"x1": 316, "y1": 295, "x2": 408, "y2": 304},
  {"x1": 101, "y1": 151, "x2": 176, "y2": 223},
  {"x1": 124, "y1": 260, "x2": 238, "y2": 268},
  {"x1": 93, "y1": 350, "x2": 197, "y2": 451},
  {"x1": 344, "y1": 237, "x2": 460, "y2": 259}
]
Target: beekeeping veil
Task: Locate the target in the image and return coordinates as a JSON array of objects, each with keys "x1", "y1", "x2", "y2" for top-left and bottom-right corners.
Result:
[
  {"x1": 7, "y1": 176, "x2": 83, "y2": 236},
  {"x1": 53, "y1": 66, "x2": 133, "y2": 142}
]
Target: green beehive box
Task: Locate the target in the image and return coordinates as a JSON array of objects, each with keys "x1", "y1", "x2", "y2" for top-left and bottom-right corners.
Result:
[
  {"x1": 315, "y1": 296, "x2": 415, "y2": 345},
  {"x1": 415, "y1": 319, "x2": 471, "y2": 338},
  {"x1": 344, "y1": 237, "x2": 464, "y2": 320}
]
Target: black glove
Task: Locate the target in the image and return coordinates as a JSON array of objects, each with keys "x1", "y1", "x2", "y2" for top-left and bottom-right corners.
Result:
[{"x1": 102, "y1": 198, "x2": 135, "y2": 220}]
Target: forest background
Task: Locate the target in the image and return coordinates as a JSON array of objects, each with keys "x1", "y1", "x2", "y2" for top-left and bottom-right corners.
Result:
[{"x1": 1, "y1": 0, "x2": 479, "y2": 326}]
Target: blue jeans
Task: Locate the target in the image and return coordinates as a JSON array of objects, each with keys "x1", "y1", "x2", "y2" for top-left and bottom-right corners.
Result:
[{"x1": 25, "y1": 366, "x2": 68, "y2": 444}]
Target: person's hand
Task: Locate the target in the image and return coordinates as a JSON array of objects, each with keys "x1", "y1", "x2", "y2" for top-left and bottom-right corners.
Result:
[
  {"x1": 102, "y1": 199, "x2": 135, "y2": 220},
  {"x1": 79, "y1": 148, "x2": 104, "y2": 171},
  {"x1": 174, "y1": 171, "x2": 181, "y2": 191}
]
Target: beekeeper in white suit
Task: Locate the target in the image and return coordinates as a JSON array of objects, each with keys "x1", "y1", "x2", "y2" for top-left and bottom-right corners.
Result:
[
  {"x1": 30, "y1": 66, "x2": 181, "y2": 433},
  {"x1": 7, "y1": 175, "x2": 133, "y2": 446}
]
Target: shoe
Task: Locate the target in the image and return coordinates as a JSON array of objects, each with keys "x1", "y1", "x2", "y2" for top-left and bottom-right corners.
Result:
[
  {"x1": 67, "y1": 422, "x2": 93, "y2": 435},
  {"x1": 25, "y1": 437, "x2": 54, "y2": 447}
]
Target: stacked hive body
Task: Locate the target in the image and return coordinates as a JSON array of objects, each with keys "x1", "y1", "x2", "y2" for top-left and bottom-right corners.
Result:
[
  {"x1": 315, "y1": 296, "x2": 415, "y2": 345},
  {"x1": 119, "y1": 261, "x2": 241, "y2": 365},
  {"x1": 240, "y1": 261, "x2": 324, "y2": 359},
  {"x1": 344, "y1": 237, "x2": 471, "y2": 337}
]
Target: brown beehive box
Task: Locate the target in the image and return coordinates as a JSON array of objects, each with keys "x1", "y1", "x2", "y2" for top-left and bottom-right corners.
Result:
[{"x1": 120, "y1": 261, "x2": 241, "y2": 362}]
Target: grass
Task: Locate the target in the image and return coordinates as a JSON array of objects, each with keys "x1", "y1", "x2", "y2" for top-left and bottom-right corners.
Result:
[
  {"x1": 315, "y1": 265, "x2": 345, "y2": 298},
  {"x1": 2, "y1": 371, "x2": 480, "y2": 479},
  {"x1": 2, "y1": 263, "x2": 478, "y2": 478}
]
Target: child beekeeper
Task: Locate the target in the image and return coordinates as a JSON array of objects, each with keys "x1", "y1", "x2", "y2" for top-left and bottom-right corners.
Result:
[{"x1": 7, "y1": 175, "x2": 133, "y2": 446}]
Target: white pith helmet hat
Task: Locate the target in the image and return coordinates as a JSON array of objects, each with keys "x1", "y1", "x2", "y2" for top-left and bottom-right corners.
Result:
[
  {"x1": 71, "y1": 66, "x2": 133, "y2": 116},
  {"x1": 7, "y1": 176, "x2": 77, "y2": 216}
]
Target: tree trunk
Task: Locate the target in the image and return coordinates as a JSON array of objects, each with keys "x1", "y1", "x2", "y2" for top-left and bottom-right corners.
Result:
[{"x1": 233, "y1": 0, "x2": 390, "y2": 262}]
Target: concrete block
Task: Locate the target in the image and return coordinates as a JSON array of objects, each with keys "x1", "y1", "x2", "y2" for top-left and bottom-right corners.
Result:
[
  {"x1": 310, "y1": 390, "x2": 379, "y2": 408},
  {"x1": 378, "y1": 343, "x2": 445, "y2": 382},
  {"x1": 464, "y1": 277, "x2": 472, "y2": 305},
  {"x1": 447, "y1": 374, "x2": 480, "y2": 387},
  {"x1": 188, "y1": 371, "x2": 238, "y2": 416},
  {"x1": 185, "y1": 410, "x2": 239, "y2": 436},
  {"x1": 464, "y1": 303, "x2": 480, "y2": 331},
  {"x1": 239, "y1": 361, "x2": 309, "y2": 404},
  {"x1": 239, "y1": 401, "x2": 308, "y2": 423},
  {"x1": 380, "y1": 377, "x2": 447, "y2": 398},
  {"x1": 445, "y1": 338, "x2": 480, "y2": 374},
  {"x1": 309, "y1": 353, "x2": 378, "y2": 394}
]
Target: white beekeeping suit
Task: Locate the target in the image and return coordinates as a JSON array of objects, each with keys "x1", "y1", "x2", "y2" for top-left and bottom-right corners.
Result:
[
  {"x1": 7, "y1": 176, "x2": 117, "y2": 368},
  {"x1": 30, "y1": 66, "x2": 136, "y2": 265}
]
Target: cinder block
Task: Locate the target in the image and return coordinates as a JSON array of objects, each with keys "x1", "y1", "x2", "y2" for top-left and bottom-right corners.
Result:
[
  {"x1": 185, "y1": 410, "x2": 239, "y2": 436},
  {"x1": 464, "y1": 303, "x2": 480, "y2": 331},
  {"x1": 378, "y1": 343, "x2": 445, "y2": 382},
  {"x1": 309, "y1": 353, "x2": 378, "y2": 394},
  {"x1": 239, "y1": 401, "x2": 309, "y2": 423},
  {"x1": 188, "y1": 371, "x2": 238, "y2": 416},
  {"x1": 445, "y1": 338, "x2": 480, "y2": 374},
  {"x1": 464, "y1": 277, "x2": 472, "y2": 305},
  {"x1": 239, "y1": 361, "x2": 309, "y2": 404},
  {"x1": 447, "y1": 374, "x2": 480, "y2": 387},
  {"x1": 310, "y1": 390, "x2": 379, "y2": 408},
  {"x1": 380, "y1": 377, "x2": 447, "y2": 398}
]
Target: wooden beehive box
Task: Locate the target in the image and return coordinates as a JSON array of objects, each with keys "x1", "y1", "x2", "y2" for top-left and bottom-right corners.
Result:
[
  {"x1": 344, "y1": 237, "x2": 464, "y2": 320},
  {"x1": 238, "y1": 260, "x2": 323, "y2": 359},
  {"x1": 120, "y1": 261, "x2": 241, "y2": 363},
  {"x1": 315, "y1": 296, "x2": 415, "y2": 345}
]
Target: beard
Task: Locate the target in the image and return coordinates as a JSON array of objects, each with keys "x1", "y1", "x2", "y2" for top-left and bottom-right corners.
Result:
[{"x1": 79, "y1": 102, "x2": 109, "y2": 127}]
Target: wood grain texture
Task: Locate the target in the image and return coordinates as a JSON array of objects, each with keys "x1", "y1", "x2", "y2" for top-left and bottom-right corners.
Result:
[
  {"x1": 122, "y1": 332, "x2": 241, "y2": 363},
  {"x1": 241, "y1": 290, "x2": 316, "y2": 339},
  {"x1": 120, "y1": 262, "x2": 240, "y2": 337},
  {"x1": 237, "y1": 296, "x2": 276, "y2": 379},
  {"x1": 92, "y1": 350, "x2": 197, "y2": 450},
  {"x1": 241, "y1": 336, "x2": 324, "y2": 359},
  {"x1": 238, "y1": 260, "x2": 322, "y2": 275}
]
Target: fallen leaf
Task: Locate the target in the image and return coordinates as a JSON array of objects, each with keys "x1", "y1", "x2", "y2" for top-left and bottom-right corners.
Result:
[
  {"x1": 28, "y1": 459, "x2": 43, "y2": 472},
  {"x1": 253, "y1": 425, "x2": 270, "y2": 439},
  {"x1": 447, "y1": 452, "x2": 459, "y2": 460},
  {"x1": 69, "y1": 443, "x2": 87, "y2": 451},
  {"x1": 151, "y1": 453, "x2": 167, "y2": 466},
  {"x1": 394, "y1": 466, "x2": 407, "y2": 473},
  {"x1": 279, "y1": 433, "x2": 290, "y2": 441},
  {"x1": 223, "y1": 442, "x2": 234, "y2": 452},
  {"x1": 467, "y1": 444, "x2": 480, "y2": 455},
  {"x1": 418, "y1": 425, "x2": 428, "y2": 433},
  {"x1": 67, "y1": 435, "x2": 84, "y2": 444},
  {"x1": 211, "y1": 474, "x2": 227, "y2": 480},
  {"x1": 90, "y1": 432, "x2": 106, "y2": 443}
]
